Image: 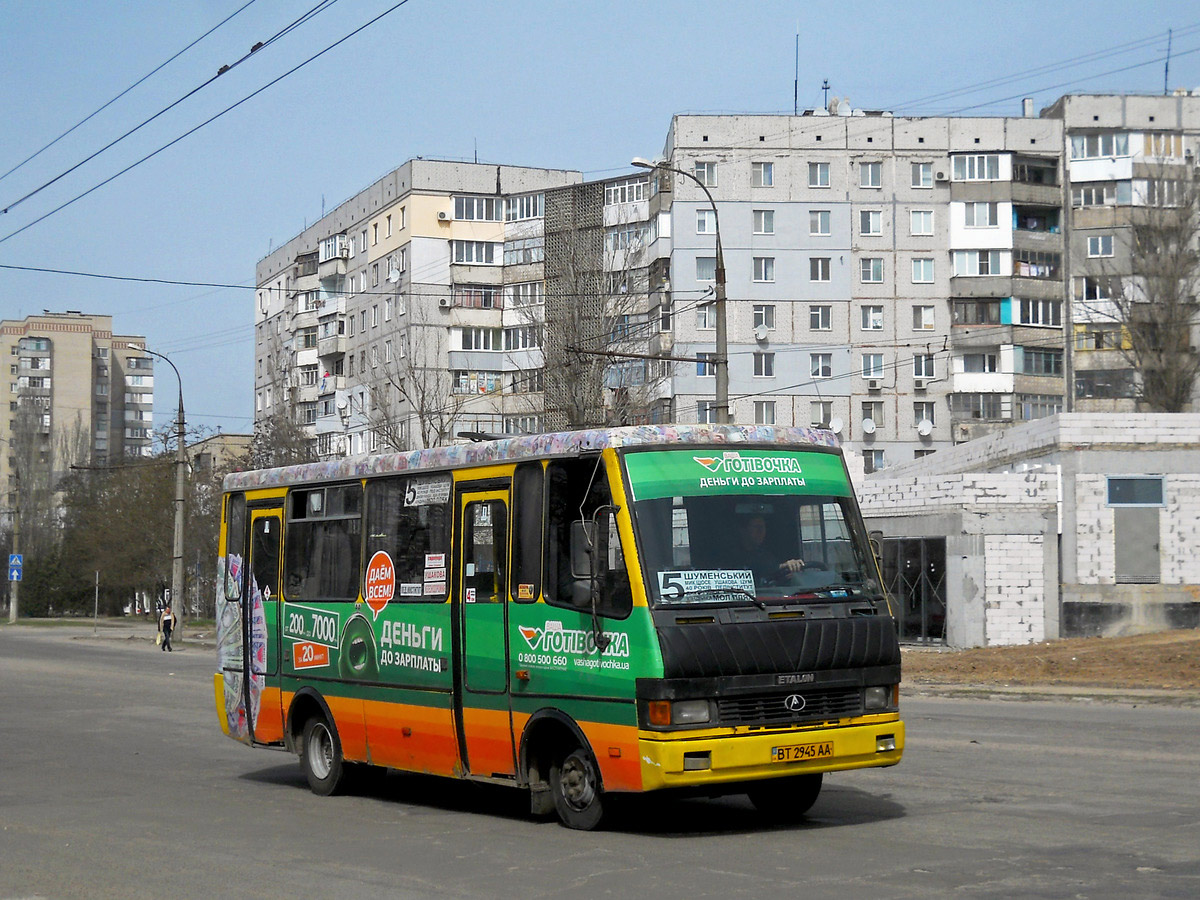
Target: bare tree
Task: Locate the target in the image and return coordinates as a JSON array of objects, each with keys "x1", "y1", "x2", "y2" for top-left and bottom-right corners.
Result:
[
  {"x1": 251, "y1": 325, "x2": 316, "y2": 467},
  {"x1": 1084, "y1": 162, "x2": 1200, "y2": 412},
  {"x1": 367, "y1": 325, "x2": 470, "y2": 451}
]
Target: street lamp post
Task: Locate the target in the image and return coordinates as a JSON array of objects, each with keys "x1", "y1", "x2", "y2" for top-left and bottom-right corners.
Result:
[
  {"x1": 632, "y1": 156, "x2": 730, "y2": 424},
  {"x1": 144, "y1": 349, "x2": 186, "y2": 637}
]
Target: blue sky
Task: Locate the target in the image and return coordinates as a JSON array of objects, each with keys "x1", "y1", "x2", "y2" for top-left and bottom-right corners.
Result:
[{"x1": 1, "y1": 0, "x2": 1196, "y2": 437}]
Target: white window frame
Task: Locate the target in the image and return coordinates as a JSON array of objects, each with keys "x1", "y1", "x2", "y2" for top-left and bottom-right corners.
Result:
[
  {"x1": 862, "y1": 353, "x2": 884, "y2": 378},
  {"x1": 810, "y1": 353, "x2": 833, "y2": 378},
  {"x1": 754, "y1": 400, "x2": 776, "y2": 425},
  {"x1": 913, "y1": 305, "x2": 936, "y2": 330},
  {"x1": 694, "y1": 161, "x2": 717, "y2": 187},
  {"x1": 808, "y1": 162, "x2": 830, "y2": 188},
  {"x1": 860, "y1": 209, "x2": 882, "y2": 235},
  {"x1": 860, "y1": 161, "x2": 882, "y2": 188},
  {"x1": 809, "y1": 305, "x2": 831, "y2": 331},
  {"x1": 751, "y1": 161, "x2": 774, "y2": 187},
  {"x1": 809, "y1": 209, "x2": 831, "y2": 236},
  {"x1": 912, "y1": 258, "x2": 935, "y2": 283},
  {"x1": 912, "y1": 162, "x2": 933, "y2": 188},
  {"x1": 697, "y1": 209, "x2": 717, "y2": 234},
  {"x1": 810, "y1": 257, "x2": 831, "y2": 282},
  {"x1": 753, "y1": 257, "x2": 775, "y2": 283},
  {"x1": 753, "y1": 351, "x2": 775, "y2": 377},
  {"x1": 753, "y1": 304, "x2": 776, "y2": 330},
  {"x1": 861, "y1": 305, "x2": 884, "y2": 331},
  {"x1": 860, "y1": 257, "x2": 883, "y2": 283},
  {"x1": 1087, "y1": 234, "x2": 1114, "y2": 257},
  {"x1": 910, "y1": 209, "x2": 934, "y2": 235},
  {"x1": 753, "y1": 209, "x2": 775, "y2": 234}
]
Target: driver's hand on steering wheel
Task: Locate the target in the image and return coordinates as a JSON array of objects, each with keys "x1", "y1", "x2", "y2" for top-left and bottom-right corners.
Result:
[{"x1": 778, "y1": 558, "x2": 806, "y2": 573}]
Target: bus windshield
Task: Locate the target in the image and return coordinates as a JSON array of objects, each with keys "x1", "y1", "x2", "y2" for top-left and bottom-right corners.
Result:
[{"x1": 624, "y1": 448, "x2": 880, "y2": 606}]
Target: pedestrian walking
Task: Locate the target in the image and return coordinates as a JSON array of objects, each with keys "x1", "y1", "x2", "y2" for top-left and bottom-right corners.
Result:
[{"x1": 158, "y1": 602, "x2": 175, "y2": 652}]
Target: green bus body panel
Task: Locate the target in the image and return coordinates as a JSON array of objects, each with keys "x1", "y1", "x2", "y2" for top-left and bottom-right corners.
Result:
[{"x1": 624, "y1": 448, "x2": 852, "y2": 501}]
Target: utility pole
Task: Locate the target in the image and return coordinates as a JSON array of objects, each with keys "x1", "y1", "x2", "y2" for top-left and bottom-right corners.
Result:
[
  {"x1": 145, "y1": 349, "x2": 186, "y2": 640},
  {"x1": 7, "y1": 486, "x2": 18, "y2": 623},
  {"x1": 631, "y1": 157, "x2": 730, "y2": 423}
]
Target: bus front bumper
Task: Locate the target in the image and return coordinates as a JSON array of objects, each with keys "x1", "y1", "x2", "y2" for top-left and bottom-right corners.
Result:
[{"x1": 637, "y1": 718, "x2": 904, "y2": 792}]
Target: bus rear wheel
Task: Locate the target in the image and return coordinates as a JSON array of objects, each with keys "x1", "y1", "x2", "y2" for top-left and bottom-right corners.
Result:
[
  {"x1": 549, "y1": 747, "x2": 605, "y2": 830},
  {"x1": 747, "y1": 772, "x2": 823, "y2": 821},
  {"x1": 301, "y1": 714, "x2": 346, "y2": 796}
]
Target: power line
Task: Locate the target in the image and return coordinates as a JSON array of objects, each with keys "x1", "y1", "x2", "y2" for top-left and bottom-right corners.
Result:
[
  {"x1": 0, "y1": 0, "x2": 261, "y2": 187},
  {"x1": 0, "y1": 0, "x2": 411, "y2": 245}
]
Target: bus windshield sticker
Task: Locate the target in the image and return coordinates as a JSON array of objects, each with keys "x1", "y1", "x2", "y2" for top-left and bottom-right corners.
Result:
[
  {"x1": 657, "y1": 569, "x2": 756, "y2": 602},
  {"x1": 404, "y1": 477, "x2": 451, "y2": 507},
  {"x1": 364, "y1": 551, "x2": 395, "y2": 619},
  {"x1": 624, "y1": 449, "x2": 851, "y2": 502},
  {"x1": 399, "y1": 583, "x2": 423, "y2": 597}
]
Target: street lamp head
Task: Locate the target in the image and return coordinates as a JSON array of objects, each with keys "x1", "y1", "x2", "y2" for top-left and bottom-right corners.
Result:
[{"x1": 630, "y1": 157, "x2": 660, "y2": 170}]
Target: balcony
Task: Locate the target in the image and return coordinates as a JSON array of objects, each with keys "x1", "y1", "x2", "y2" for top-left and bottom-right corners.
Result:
[
  {"x1": 317, "y1": 333, "x2": 346, "y2": 359},
  {"x1": 949, "y1": 274, "x2": 1012, "y2": 298},
  {"x1": 1010, "y1": 181, "x2": 1062, "y2": 206},
  {"x1": 317, "y1": 375, "x2": 346, "y2": 396}
]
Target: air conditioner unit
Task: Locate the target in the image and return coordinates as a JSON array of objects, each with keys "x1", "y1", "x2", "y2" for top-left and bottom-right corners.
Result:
[
  {"x1": 935, "y1": 171, "x2": 948, "y2": 181},
  {"x1": 438, "y1": 297, "x2": 451, "y2": 308},
  {"x1": 437, "y1": 210, "x2": 450, "y2": 221},
  {"x1": 914, "y1": 378, "x2": 927, "y2": 391},
  {"x1": 867, "y1": 379, "x2": 881, "y2": 391}
]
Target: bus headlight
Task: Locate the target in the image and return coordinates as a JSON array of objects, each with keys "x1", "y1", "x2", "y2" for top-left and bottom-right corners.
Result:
[
  {"x1": 864, "y1": 686, "x2": 893, "y2": 710},
  {"x1": 671, "y1": 700, "x2": 711, "y2": 725}
]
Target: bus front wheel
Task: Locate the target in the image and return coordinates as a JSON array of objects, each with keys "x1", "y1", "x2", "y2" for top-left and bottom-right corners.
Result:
[
  {"x1": 301, "y1": 714, "x2": 346, "y2": 796},
  {"x1": 747, "y1": 772, "x2": 823, "y2": 821},
  {"x1": 549, "y1": 747, "x2": 604, "y2": 830}
]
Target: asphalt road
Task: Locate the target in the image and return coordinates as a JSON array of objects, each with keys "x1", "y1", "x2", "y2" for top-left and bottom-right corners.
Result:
[{"x1": 2, "y1": 622, "x2": 1199, "y2": 900}]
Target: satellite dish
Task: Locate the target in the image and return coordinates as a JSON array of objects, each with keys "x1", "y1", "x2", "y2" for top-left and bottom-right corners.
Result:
[
  {"x1": 753, "y1": 323, "x2": 769, "y2": 341},
  {"x1": 861, "y1": 417, "x2": 876, "y2": 435},
  {"x1": 336, "y1": 397, "x2": 348, "y2": 411},
  {"x1": 387, "y1": 268, "x2": 400, "y2": 284},
  {"x1": 828, "y1": 417, "x2": 844, "y2": 434},
  {"x1": 918, "y1": 419, "x2": 934, "y2": 436}
]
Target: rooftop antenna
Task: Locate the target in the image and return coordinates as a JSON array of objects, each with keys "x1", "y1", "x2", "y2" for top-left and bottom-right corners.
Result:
[
  {"x1": 793, "y1": 26, "x2": 799, "y2": 115},
  {"x1": 822, "y1": 79, "x2": 830, "y2": 109},
  {"x1": 1164, "y1": 28, "x2": 1172, "y2": 94}
]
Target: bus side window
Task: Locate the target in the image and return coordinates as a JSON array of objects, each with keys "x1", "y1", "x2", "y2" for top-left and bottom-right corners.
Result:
[
  {"x1": 510, "y1": 463, "x2": 543, "y2": 602},
  {"x1": 464, "y1": 500, "x2": 506, "y2": 603},
  {"x1": 284, "y1": 484, "x2": 363, "y2": 601},
  {"x1": 365, "y1": 477, "x2": 450, "y2": 601},
  {"x1": 225, "y1": 493, "x2": 246, "y2": 600},
  {"x1": 545, "y1": 459, "x2": 632, "y2": 620}
]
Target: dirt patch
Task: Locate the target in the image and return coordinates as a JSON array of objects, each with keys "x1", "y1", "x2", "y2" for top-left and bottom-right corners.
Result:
[{"x1": 902, "y1": 629, "x2": 1200, "y2": 690}]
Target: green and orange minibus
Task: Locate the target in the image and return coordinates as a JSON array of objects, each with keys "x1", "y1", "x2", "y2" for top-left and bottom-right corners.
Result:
[{"x1": 215, "y1": 424, "x2": 903, "y2": 829}]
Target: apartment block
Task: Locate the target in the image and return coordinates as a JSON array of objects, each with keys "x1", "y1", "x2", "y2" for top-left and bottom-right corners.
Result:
[{"x1": 2, "y1": 311, "x2": 153, "y2": 508}]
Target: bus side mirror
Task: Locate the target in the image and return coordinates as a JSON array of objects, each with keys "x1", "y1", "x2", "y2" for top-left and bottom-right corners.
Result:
[{"x1": 570, "y1": 520, "x2": 596, "y2": 580}]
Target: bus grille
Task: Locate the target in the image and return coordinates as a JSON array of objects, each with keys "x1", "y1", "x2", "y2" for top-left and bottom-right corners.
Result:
[{"x1": 717, "y1": 688, "x2": 862, "y2": 726}]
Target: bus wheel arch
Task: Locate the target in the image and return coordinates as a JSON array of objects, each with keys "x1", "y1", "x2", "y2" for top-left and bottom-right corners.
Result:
[
  {"x1": 519, "y1": 710, "x2": 606, "y2": 830},
  {"x1": 285, "y1": 688, "x2": 333, "y2": 754}
]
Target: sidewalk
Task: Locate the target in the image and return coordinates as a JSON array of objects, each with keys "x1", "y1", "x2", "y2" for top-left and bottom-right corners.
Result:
[{"x1": 904, "y1": 680, "x2": 1200, "y2": 707}]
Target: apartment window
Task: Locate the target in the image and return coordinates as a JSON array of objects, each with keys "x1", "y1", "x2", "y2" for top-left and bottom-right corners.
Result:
[
  {"x1": 454, "y1": 196, "x2": 502, "y2": 221},
  {"x1": 452, "y1": 240, "x2": 498, "y2": 264},
  {"x1": 953, "y1": 299, "x2": 1001, "y2": 324},
  {"x1": 860, "y1": 162, "x2": 882, "y2": 188},
  {"x1": 751, "y1": 161, "x2": 774, "y2": 187},
  {"x1": 461, "y1": 327, "x2": 502, "y2": 351},
  {"x1": 385, "y1": 214, "x2": 392, "y2": 237},
  {"x1": 604, "y1": 227, "x2": 645, "y2": 254},
  {"x1": 1079, "y1": 277, "x2": 1110, "y2": 301},
  {"x1": 1019, "y1": 298, "x2": 1061, "y2": 327},
  {"x1": 911, "y1": 209, "x2": 933, "y2": 235},
  {"x1": 372, "y1": 263, "x2": 380, "y2": 287},
  {"x1": 372, "y1": 223, "x2": 379, "y2": 245},
  {"x1": 1023, "y1": 348, "x2": 1063, "y2": 376},
  {"x1": 862, "y1": 354, "x2": 884, "y2": 379},
  {"x1": 696, "y1": 209, "x2": 716, "y2": 234},
  {"x1": 604, "y1": 180, "x2": 645, "y2": 205},
  {"x1": 384, "y1": 340, "x2": 393, "y2": 363},
  {"x1": 1069, "y1": 132, "x2": 1130, "y2": 160},
  {"x1": 861, "y1": 305, "x2": 883, "y2": 330},
  {"x1": 809, "y1": 162, "x2": 830, "y2": 187},
  {"x1": 912, "y1": 258, "x2": 935, "y2": 283},
  {"x1": 811, "y1": 401, "x2": 833, "y2": 427},
  {"x1": 696, "y1": 352, "x2": 715, "y2": 376},
  {"x1": 753, "y1": 257, "x2": 775, "y2": 282},
  {"x1": 300, "y1": 365, "x2": 319, "y2": 386},
  {"x1": 810, "y1": 353, "x2": 833, "y2": 378},
  {"x1": 507, "y1": 192, "x2": 545, "y2": 220},
  {"x1": 809, "y1": 305, "x2": 831, "y2": 331},
  {"x1": 860, "y1": 209, "x2": 882, "y2": 235},
  {"x1": 696, "y1": 257, "x2": 716, "y2": 281},
  {"x1": 659, "y1": 300, "x2": 673, "y2": 332},
  {"x1": 504, "y1": 326, "x2": 542, "y2": 351},
  {"x1": 454, "y1": 285, "x2": 499, "y2": 309},
  {"x1": 753, "y1": 352, "x2": 775, "y2": 377},
  {"x1": 963, "y1": 352, "x2": 999, "y2": 373},
  {"x1": 697, "y1": 401, "x2": 718, "y2": 424},
  {"x1": 913, "y1": 305, "x2": 936, "y2": 330},
  {"x1": 359, "y1": 230, "x2": 367, "y2": 253},
  {"x1": 360, "y1": 311, "x2": 367, "y2": 332},
  {"x1": 371, "y1": 346, "x2": 379, "y2": 367},
  {"x1": 913, "y1": 402, "x2": 936, "y2": 426},
  {"x1": 1075, "y1": 326, "x2": 1123, "y2": 351},
  {"x1": 1019, "y1": 394, "x2": 1064, "y2": 420},
  {"x1": 912, "y1": 162, "x2": 933, "y2": 188},
  {"x1": 963, "y1": 201, "x2": 999, "y2": 227},
  {"x1": 1088, "y1": 234, "x2": 1114, "y2": 257},
  {"x1": 753, "y1": 209, "x2": 775, "y2": 234},
  {"x1": 952, "y1": 154, "x2": 1001, "y2": 181},
  {"x1": 809, "y1": 210, "x2": 830, "y2": 235},
  {"x1": 914, "y1": 355, "x2": 935, "y2": 378},
  {"x1": 694, "y1": 161, "x2": 717, "y2": 187},
  {"x1": 506, "y1": 281, "x2": 544, "y2": 307},
  {"x1": 753, "y1": 304, "x2": 775, "y2": 330},
  {"x1": 454, "y1": 371, "x2": 504, "y2": 395},
  {"x1": 300, "y1": 327, "x2": 317, "y2": 349},
  {"x1": 754, "y1": 400, "x2": 776, "y2": 425},
  {"x1": 1015, "y1": 249, "x2": 1060, "y2": 279},
  {"x1": 810, "y1": 257, "x2": 831, "y2": 282},
  {"x1": 862, "y1": 401, "x2": 884, "y2": 428},
  {"x1": 371, "y1": 305, "x2": 379, "y2": 327},
  {"x1": 953, "y1": 250, "x2": 1002, "y2": 276},
  {"x1": 1072, "y1": 182, "x2": 1131, "y2": 207},
  {"x1": 860, "y1": 257, "x2": 883, "y2": 283},
  {"x1": 863, "y1": 450, "x2": 885, "y2": 474},
  {"x1": 696, "y1": 304, "x2": 715, "y2": 329},
  {"x1": 1144, "y1": 133, "x2": 1184, "y2": 158}
]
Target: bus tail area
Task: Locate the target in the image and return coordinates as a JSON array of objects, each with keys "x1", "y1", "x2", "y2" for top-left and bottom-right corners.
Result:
[{"x1": 214, "y1": 426, "x2": 903, "y2": 829}]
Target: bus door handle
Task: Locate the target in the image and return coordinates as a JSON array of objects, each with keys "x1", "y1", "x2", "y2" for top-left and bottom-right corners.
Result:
[{"x1": 514, "y1": 669, "x2": 531, "y2": 682}]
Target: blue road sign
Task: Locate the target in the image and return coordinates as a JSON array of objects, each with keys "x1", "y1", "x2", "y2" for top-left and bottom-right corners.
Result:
[
  {"x1": 8, "y1": 567, "x2": 21, "y2": 582},
  {"x1": 8, "y1": 554, "x2": 21, "y2": 568}
]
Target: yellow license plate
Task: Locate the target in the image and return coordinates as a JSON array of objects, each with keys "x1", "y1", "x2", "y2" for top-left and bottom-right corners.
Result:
[{"x1": 771, "y1": 741, "x2": 834, "y2": 762}]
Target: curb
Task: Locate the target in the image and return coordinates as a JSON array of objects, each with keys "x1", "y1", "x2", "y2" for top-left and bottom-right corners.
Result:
[{"x1": 904, "y1": 682, "x2": 1200, "y2": 707}]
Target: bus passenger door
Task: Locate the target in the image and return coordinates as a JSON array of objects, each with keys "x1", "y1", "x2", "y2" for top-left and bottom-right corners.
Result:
[
  {"x1": 452, "y1": 486, "x2": 516, "y2": 778},
  {"x1": 246, "y1": 506, "x2": 284, "y2": 745}
]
